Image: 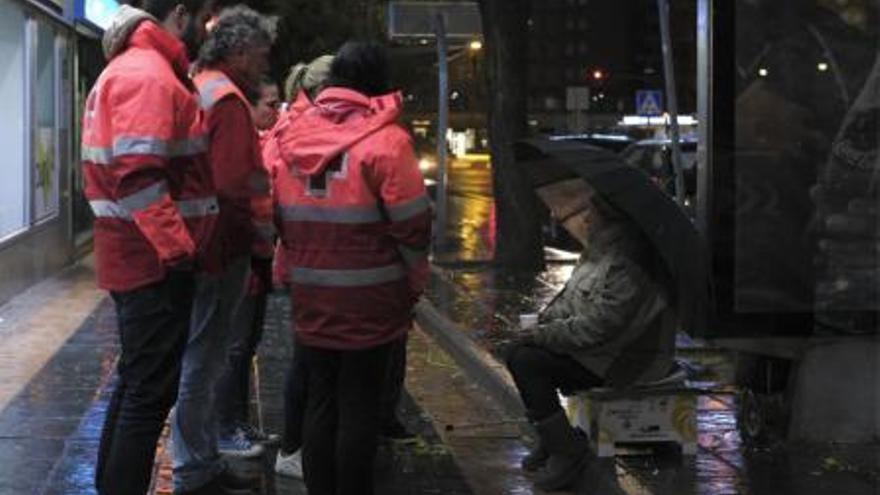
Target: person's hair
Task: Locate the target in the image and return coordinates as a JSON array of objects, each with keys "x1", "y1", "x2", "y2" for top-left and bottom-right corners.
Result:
[
  {"x1": 284, "y1": 55, "x2": 334, "y2": 101},
  {"x1": 197, "y1": 5, "x2": 277, "y2": 67},
  {"x1": 126, "y1": 0, "x2": 206, "y2": 22},
  {"x1": 247, "y1": 76, "x2": 278, "y2": 105},
  {"x1": 327, "y1": 41, "x2": 391, "y2": 97}
]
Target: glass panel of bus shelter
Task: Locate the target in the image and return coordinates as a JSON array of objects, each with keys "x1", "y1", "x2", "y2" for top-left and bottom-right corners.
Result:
[
  {"x1": 0, "y1": 0, "x2": 27, "y2": 239},
  {"x1": 730, "y1": 0, "x2": 878, "y2": 333},
  {"x1": 34, "y1": 20, "x2": 58, "y2": 221}
]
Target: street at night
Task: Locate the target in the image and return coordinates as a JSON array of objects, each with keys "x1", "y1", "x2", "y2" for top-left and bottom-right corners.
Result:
[{"x1": 0, "y1": 0, "x2": 878, "y2": 494}]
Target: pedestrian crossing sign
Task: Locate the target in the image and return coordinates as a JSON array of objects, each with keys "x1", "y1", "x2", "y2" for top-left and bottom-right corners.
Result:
[{"x1": 636, "y1": 90, "x2": 664, "y2": 116}]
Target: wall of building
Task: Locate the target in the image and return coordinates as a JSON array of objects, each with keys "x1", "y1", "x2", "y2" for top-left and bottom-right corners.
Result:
[{"x1": 0, "y1": 0, "x2": 79, "y2": 305}]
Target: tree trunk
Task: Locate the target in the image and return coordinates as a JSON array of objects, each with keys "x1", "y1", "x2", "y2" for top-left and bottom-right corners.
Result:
[{"x1": 478, "y1": 0, "x2": 544, "y2": 272}]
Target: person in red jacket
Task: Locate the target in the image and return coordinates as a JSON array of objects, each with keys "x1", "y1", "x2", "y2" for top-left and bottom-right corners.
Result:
[
  {"x1": 262, "y1": 55, "x2": 334, "y2": 480},
  {"x1": 215, "y1": 76, "x2": 281, "y2": 448},
  {"x1": 169, "y1": 6, "x2": 275, "y2": 495},
  {"x1": 80, "y1": 1, "x2": 217, "y2": 494},
  {"x1": 270, "y1": 41, "x2": 432, "y2": 495}
]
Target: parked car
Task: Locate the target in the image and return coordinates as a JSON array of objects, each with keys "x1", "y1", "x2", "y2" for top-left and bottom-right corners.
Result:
[
  {"x1": 548, "y1": 132, "x2": 636, "y2": 153},
  {"x1": 619, "y1": 138, "x2": 698, "y2": 209}
]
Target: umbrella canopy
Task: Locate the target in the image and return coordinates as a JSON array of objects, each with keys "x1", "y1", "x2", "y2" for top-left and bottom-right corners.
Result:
[{"x1": 515, "y1": 138, "x2": 710, "y2": 336}]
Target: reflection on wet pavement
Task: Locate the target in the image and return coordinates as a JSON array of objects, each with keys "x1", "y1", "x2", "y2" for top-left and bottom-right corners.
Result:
[
  {"x1": 0, "y1": 290, "x2": 875, "y2": 495},
  {"x1": 436, "y1": 167, "x2": 496, "y2": 263},
  {"x1": 0, "y1": 300, "x2": 117, "y2": 494},
  {"x1": 0, "y1": 174, "x2": 876, "y2": 494},
  {"x1": 4, "y1": 293, "x2": 479, "y2": 495},
  {"x1": 424, "y1": 254, "x2": 880, "y2": 494}
]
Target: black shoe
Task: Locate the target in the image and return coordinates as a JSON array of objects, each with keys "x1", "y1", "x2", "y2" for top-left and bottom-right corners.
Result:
[
  {"x1": 216, "y1": 468, "x2": 258, "y2": 491},
  {"x1": 382, "y1": 418, "x2": 416, "y2": 441}
]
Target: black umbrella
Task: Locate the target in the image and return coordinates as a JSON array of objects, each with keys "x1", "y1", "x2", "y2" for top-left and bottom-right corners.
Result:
[{"x1": 515, "y1": 138, "x2": 710, "y2": 337}]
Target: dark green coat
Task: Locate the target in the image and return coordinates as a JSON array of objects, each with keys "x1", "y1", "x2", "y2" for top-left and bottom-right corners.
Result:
[{"x1": 532, "y1": 246, "x2": 674, "y2": 388}]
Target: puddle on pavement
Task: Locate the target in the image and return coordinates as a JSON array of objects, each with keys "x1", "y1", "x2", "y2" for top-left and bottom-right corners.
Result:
[{"x1": 425, "y1": 258, "x2": 879, "y2": 494}]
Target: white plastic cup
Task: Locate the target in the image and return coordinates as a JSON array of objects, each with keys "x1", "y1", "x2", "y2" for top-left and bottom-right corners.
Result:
[{"x1": 519, "y1": 313, "x2": 539, "y2": 329}]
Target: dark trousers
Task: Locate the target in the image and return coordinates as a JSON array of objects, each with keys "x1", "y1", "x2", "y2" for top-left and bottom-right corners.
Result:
[
  {"x1": 281, "y1": 335, "x2": 308, "y2": 454},
  {"x1": 96, "y1": 271, "x2": 194, "y2": 495},
  {"x1": 300, "y1": 340, "x2": 394, "y2": 495},
  {"x1": 215, "y1": 259, "x2": 271, "y2": 430},
  {"x1": 282, "y1": 334, "x2": 405, "y2": 455},
  {"x1": 379, "y1": 334, "x2": 408, "y2": 427},
  {"x1": 506, "y1": 343, "x2": 603, "y2": 422}
]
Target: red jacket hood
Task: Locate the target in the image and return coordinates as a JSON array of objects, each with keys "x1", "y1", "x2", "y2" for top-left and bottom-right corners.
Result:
[
  {"x1": 277, "y1": 87, "x2": 403, "y2": 177},
  {"x1": 103, "y1": 6, "x2": 191, "y2": 81}
]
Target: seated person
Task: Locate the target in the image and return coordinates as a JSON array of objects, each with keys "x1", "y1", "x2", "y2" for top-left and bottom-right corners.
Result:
[{"x1": 505, "y1": 191, "x2": 675, "y2": 491}]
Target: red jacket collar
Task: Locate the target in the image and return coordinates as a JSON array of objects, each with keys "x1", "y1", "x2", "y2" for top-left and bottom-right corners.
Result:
[
  {"x1": 207, "y1": 63, "x2": 255, "y2": 98},
  {"x1": 314, "y1": 87, "x2": 404, "y2": 116},
  {"x1": 315, "y1": 87, "x2": 371, "y2": 109},
  {"x1": 128, "y1": 21, "x2": 191, "y2": 81}
]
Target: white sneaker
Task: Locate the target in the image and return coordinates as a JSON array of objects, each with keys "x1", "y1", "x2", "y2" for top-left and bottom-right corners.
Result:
[{"x1": 275, "y1": 450, "x2": 303, "y2": 479}]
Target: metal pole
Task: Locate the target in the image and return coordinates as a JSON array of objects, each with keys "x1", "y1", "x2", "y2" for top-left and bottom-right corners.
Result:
[
  {"x1": 696, "y1": 0, "x2": 713, "y2": 234},
  {"x1": 434, "y1": 14, "x2": 449, "y2": 250},
  {"x1": 657, "y1": 0, "x2": 686, "y2": 206}
]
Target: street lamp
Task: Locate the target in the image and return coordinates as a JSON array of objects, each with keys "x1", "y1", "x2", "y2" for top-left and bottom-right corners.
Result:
[{"x1": 469, "y1": 39, "x2": 483, "y2": 52}]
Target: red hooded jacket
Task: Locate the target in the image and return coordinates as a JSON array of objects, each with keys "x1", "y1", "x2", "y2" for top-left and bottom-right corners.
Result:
[
  {"x1": 82, "y1": 10, "x2": 218, "y2": 291},
  {"x1": 270, "y1": 88, "x2": 432, "y2": 350}
]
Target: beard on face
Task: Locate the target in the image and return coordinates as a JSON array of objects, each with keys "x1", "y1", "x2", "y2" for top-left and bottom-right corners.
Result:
[{"x1": 181, "y1": 19, "x2": 203, "y2": 61}]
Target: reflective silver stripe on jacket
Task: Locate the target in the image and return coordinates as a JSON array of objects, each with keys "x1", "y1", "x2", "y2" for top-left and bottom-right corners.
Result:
[
  {"x1": 89, "y1": 196, "x2": 218, "y2": 219},
  {"x1": 199, "y1": 77, "x2": 231, "y2": 110},
  {"x1": 278, "y1": 204, "x2": 384, "y2": 224},
  {"x1": 176, "y1": 197, "x2": 220, "y2": 217},
  {"x1": 81, "y1": 146, "x2": 114, "y2": 164},
  {"x1": 81, "y1": 135, "x2": 209, "y2": 164},
  {"x1": 289, "y1": 264, "x2": 406, "y2": 287},
  {"x1": 89, "y1": 200, "x2": 133, "y2": 220},
  {"x1": 117, "y1": 182, "x2": 168, "y2": 212},
  {"x1": 387, "y1": 195, "x2": 431, "y2": 222}
]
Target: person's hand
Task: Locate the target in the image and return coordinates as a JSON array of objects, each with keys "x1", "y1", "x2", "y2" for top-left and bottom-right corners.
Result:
[
  {"x1": 514, "y1": 326, "x2": 540, "y2": 345},
  {"x1": 167, "y1": 257, "x2": 195, "y2": 272},
  {"x1": 498, "y1": 326, "x2": 540, "y2": 361}
]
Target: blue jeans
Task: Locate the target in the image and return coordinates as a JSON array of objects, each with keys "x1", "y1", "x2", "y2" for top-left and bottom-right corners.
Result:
[
  {"x1": 215, "y1": 258, "x2": 271, "y2": 431},
  {"x1": 171, "y1": 257, "x2": 250, "y2": 492}
]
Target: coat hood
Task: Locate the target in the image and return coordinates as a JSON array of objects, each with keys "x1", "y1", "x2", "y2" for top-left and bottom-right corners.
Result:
[
  {"x1": 102, "y1": 5, "x2": 157, "y2": 59},
  {"x1": 276, "y1": 88, "x2": 403, "y2": 177}
]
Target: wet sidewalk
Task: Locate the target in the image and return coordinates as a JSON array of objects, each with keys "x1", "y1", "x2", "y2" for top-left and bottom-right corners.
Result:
[
  {"x1": 416, "y1": 255, "x2": 880, "y2": 495},
  {"x1": 0, "y1": 264, "x2": 528, "y2": 494},
  {"x1": 1, "y1": 253, "x2": 878, "y2": 494}
]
